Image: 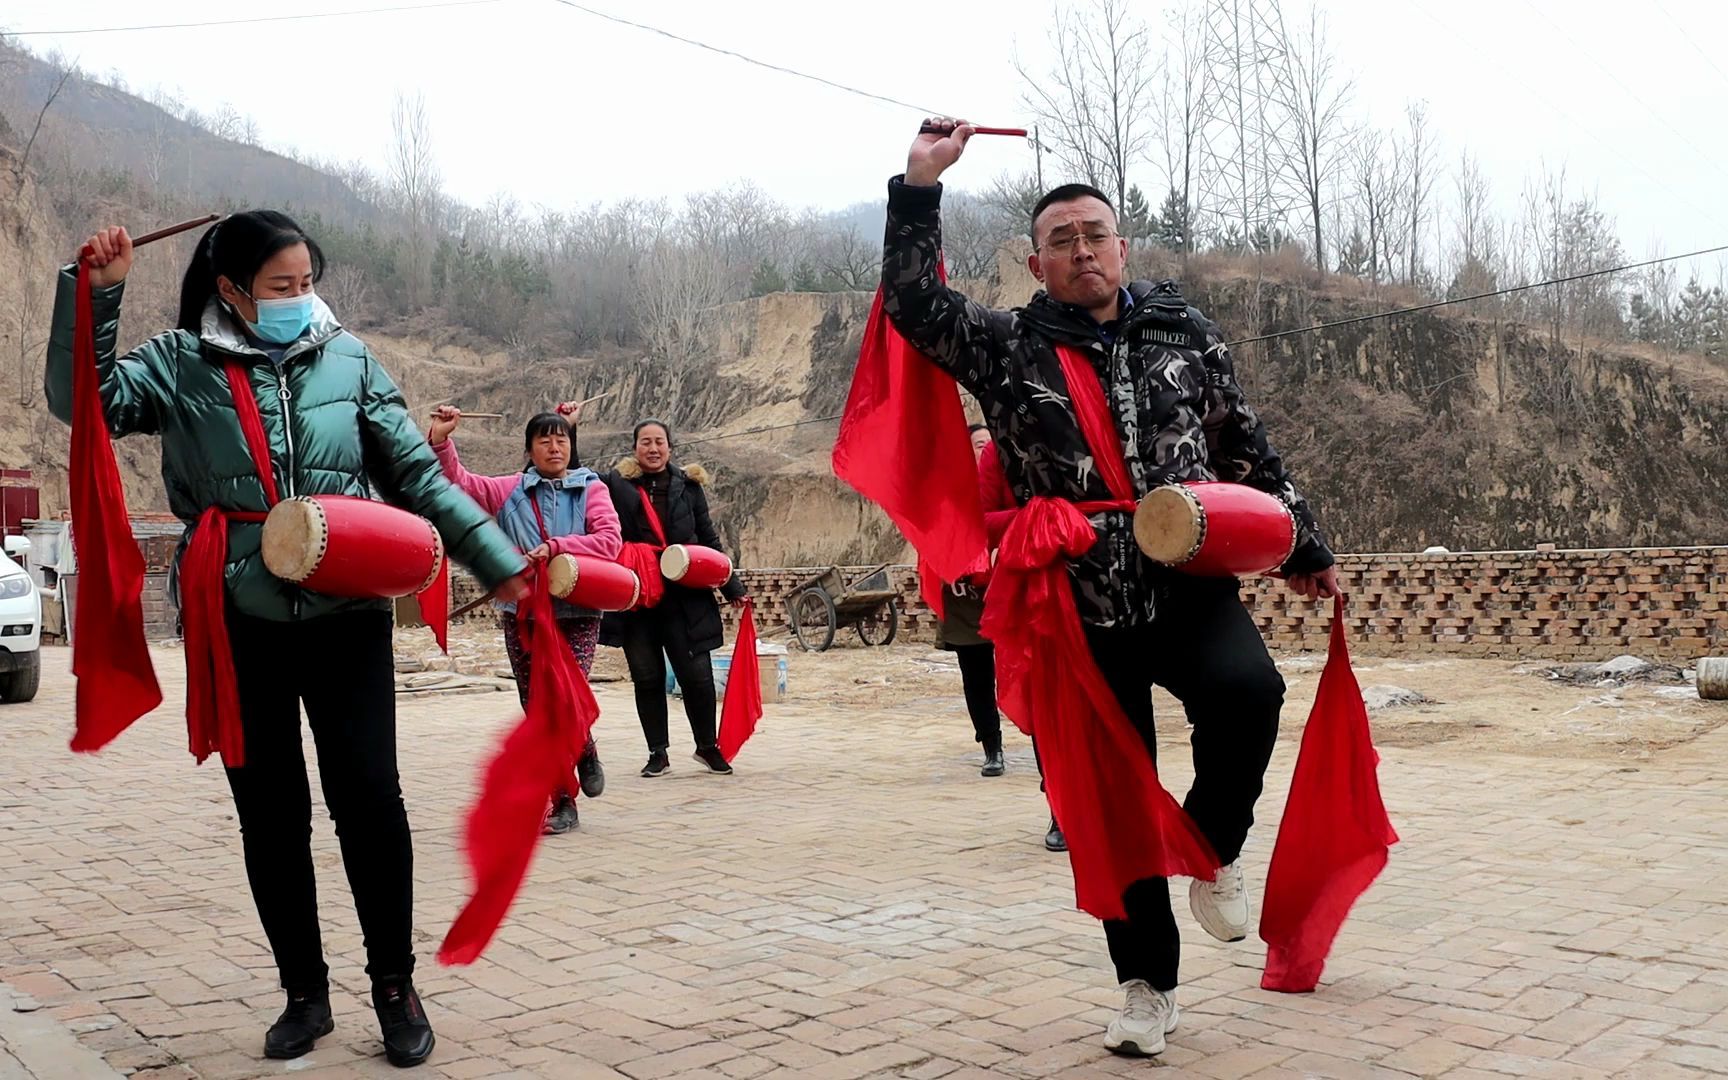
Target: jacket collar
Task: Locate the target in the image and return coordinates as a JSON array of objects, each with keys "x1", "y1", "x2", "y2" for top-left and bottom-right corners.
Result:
[
  {"x1": 521, "y1": 466, "x2": 597, "y2": 491},
  {"x1": 198, "y1": 295, "x2": 344, "y2": 364},
  {"x1": 1017, "y1": 279, "x2": 1190, "y2": 347}
]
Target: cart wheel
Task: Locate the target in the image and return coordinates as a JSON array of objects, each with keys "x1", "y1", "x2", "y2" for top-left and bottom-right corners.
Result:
[
  {"x1": 790, "y1": 589, "x2": 837, "y2": 652},
  {"x1": 856, "y1": 600, "x2": 899, "y2": 647}
]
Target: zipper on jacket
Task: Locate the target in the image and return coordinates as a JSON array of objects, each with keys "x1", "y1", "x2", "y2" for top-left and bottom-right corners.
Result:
[{"x1": 267, "y1": 358, "x2": 302, "y2": 618}]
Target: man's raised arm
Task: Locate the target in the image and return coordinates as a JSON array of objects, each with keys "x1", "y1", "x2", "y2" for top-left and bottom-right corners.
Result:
[{"x1": 881, "y1": 118, "x2": 1014, "y2": 396}]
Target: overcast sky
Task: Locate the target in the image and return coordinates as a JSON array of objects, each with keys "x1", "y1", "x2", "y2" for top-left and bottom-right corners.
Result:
[{"x1": 7, "y1": 0, "x2": 1728, "y2": 269}]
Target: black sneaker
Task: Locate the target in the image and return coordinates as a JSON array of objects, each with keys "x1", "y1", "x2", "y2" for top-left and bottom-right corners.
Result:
[
  {"x1": 372, "y1": 978, "x2": 435, "y2": 1068},
  {"x1": 543, "y1": 794, "x2": 579, "y2": 835},
  {"x1": 981, "y1": 744, "x2": 1006, "y2": 777},
  {"x1": 264, "y1": 987, "x2": 333, "y2": 1060},
  {"x1": 641, "y1": 750, "x2": 671, "y2": 777},
  {"x1": 1044, "y1": 816, "x2": 1068, "y2": 853},
  {"x1": 692, "y1": 746, "x2": 733, "y2": 774},
  {"x1": 577, "y1": 743, "x2": 606, "y2": 798}
]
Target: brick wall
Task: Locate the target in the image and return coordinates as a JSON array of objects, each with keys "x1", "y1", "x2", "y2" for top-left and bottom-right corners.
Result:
[{"x1": 446, "y1": 546, "x2": 1728, "y2": 660}]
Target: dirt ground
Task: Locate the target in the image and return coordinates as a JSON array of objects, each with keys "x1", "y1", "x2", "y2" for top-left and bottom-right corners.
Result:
[{"x1": 396, "y1": 623, "x2": 1725, "y2": 763}]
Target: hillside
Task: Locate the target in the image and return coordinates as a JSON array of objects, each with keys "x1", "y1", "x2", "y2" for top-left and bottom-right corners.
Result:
[{"x1": 4, "y1": 49, "x2": 1728, "y2": 564}]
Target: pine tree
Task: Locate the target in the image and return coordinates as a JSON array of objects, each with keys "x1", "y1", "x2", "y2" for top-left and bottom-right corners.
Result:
[
  {"x1": 749, "y1": 259, "x2": 787, "y2": 297},
  {"x1": 1121, "y1": 185, "x2": 1154, "y2": 242},
  {"x1": 1152, "y1": 189, "x2": 1190, "y2": 252},
  {"x1": 1335, "y1": 226, "x2": 1372, "y2": 278}
]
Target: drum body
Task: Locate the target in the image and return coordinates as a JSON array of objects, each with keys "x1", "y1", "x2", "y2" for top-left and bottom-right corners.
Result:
[
  {"x1": 661, "y1": 544, "x2": 734, "y2": 589},
  {"x1": 545, "y1": 554, "x2": 641, "y2": 611},
  {"x1": 1133, "y1": 481, "x2": 1297, "y2": 578},
  {"x1": 262, "y1": 495, "x2": 443, "y2": 598}
]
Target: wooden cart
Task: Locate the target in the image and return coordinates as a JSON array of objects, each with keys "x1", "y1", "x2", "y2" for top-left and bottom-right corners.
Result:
[{"x1": 784, "y1": 564, "x2": 900, "y2": 652}]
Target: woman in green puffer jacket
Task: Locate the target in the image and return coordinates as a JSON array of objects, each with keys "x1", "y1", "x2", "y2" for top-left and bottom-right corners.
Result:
[{"x1": 44, "y1": 211, "x2": 528, "y2": 1069}]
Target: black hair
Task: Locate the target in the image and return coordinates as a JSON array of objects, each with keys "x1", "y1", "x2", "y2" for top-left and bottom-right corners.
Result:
[
  {"x1": 967, "y1": 423, "x2": 989, "y2": 435},
  {"x1": 177, "y1": 210, "x2": 325, "y2": 333},
  {"x1": 633, "y1": 418, "x2": 673, "y2": 447},
  {"x1": 523, "y1": 412, "x2": 573, "y2": 451},
  {"x1": 1030, "y1": 183, "x2": 1115, "y2": 246},
  {"x1": 524, "y1": 412, "x2": 577, "y2": 469}
]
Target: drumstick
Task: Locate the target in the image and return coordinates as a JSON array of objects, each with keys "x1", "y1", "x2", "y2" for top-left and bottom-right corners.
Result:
[
  {"x1": 919, "y1": 123, "x2": 1028, "y2": 137},
  {"x1": 131, "y1": 214, "x2": 221, "y2": 248},
  {"x1": 426, "y1": 410, "x2": 506, "y2": 419},
  {"x1": 79, "y1": 214, "x2": 221, "y2": 262}
]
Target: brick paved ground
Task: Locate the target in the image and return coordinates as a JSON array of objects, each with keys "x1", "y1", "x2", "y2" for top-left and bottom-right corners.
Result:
[{"x1": 3, "y1": 644, "x2": 1727, "y2": 1079}]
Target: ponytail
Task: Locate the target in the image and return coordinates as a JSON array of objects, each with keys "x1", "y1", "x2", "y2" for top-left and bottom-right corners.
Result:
[
  {"x1": 176, "y1": 225, "x2": 221, "y2": 333},
  {"x1": 175, "y1": 210, "x2": 325, "y2": 334}
]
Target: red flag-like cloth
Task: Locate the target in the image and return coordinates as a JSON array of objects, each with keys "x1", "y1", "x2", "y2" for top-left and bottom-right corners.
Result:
[
  {"x1": 439, "y1": 578, "x2": 599, "y2": 965},
  {"x1": 716, "y1": 598, "x2": 762, "y2": 762},
  {"x1": 832, "y1": 286, "x2": 989, "y2": 621},
  {"x1": 1259, "y1": 593, "x2": 1398, "y2": 992},
  {"x1": 67, "y1": 258, "x2": 163, "y2": 753},
  {"x1": 419, "y1": 558, "x2": 450, "y2": 654}
]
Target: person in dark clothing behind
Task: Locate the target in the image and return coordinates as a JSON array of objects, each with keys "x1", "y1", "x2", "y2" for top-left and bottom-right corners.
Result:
[
  {"x1": 934, "y1": 424, "x2": 1005, "y2": 776},
  {"x1": 880, "y1": 119, "x2": 1340, "y2": 1058},
  {"x1": 602, "y1": 419, "x2": 748, "y2": 777}
]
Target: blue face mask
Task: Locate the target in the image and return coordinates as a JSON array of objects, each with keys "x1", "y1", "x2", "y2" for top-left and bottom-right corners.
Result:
[{"x1": 244, "y1": 292, "x2": 316, "y2": 344}]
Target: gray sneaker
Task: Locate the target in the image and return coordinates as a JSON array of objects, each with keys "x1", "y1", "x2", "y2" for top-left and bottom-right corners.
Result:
[
  {"x1": 1103, "y1": 980, "x2": 1178, "y2": 1057},
  {"x1": 1189, "y1": 861, "x2": 1250, "y2": 942}
]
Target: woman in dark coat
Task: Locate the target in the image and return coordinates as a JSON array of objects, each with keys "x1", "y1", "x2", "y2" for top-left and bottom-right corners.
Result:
[{"x1": 602, "y1": 419, "x2": 747, "y2": 777}]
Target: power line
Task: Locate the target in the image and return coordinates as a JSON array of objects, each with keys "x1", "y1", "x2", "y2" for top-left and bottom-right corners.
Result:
[
  {"x1": 1515, "y1": 0, "x2": 1728, "y2": 190},
  {"x1": 0, "y1": 0, "x2": 504, "y2": 38},
  {"x1": 1407, "y1": 0, "x2": 1728, "y2": 237},
  {"x1": 1650, "y1": 0, "x2": 1728, "y2": 94},
  {"x1": 544, "y1": 0, "x2": 945, "y2": 117},
  {"x1": 1226, "y1": 242, "x2": 1728, "y2": 347}
]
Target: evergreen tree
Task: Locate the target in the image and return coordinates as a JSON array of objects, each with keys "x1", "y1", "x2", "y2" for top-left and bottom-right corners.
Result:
[
  {"x1": 1152, "y1": 188, "x2": 1190, "y2": 252},
  {"x1": 749, "y1": 259, "x2": 787, "y2": 297}
]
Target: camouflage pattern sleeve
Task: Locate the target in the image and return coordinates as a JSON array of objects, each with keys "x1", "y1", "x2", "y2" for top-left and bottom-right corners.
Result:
[
  {"x1": 881, "y1": 177, "x2": 1014, "y2": 397},
  {"x1": 1192, "y1": 310, "x2": 1336, "y2": 575}
]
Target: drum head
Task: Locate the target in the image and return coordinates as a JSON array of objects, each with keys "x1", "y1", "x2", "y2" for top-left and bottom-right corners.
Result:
[
  {"x1": 1134, "y1": 486, "x2": 1204, "y2": 565},
  {"x1": 546, "y1": 553, "x2": 578, "y2": 598},
  {"x1": 660, "y1": 545, "x2": 690, "y2": 581},
  {"x1": 260, "y1": 497, "x2": 325, "y2": 583}
]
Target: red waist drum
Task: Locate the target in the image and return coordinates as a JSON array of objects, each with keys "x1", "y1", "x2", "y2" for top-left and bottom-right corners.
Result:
[
  {"x1": 1132, "y1": 481, "x2": 1297, "y2": 577},
  {"x1": 546, "y1": 554, "x2": 640, "y2": 611},
  {"x1": 262, "y1": 495, "x2": 443, "y2": 598},
  {"x1": 660, "y1": 544, "x2": 733, "y2": 589}
]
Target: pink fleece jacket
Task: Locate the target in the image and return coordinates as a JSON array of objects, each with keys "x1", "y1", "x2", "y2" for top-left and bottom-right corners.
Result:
[{"x1": 432, "y1": 438, "x2": 622, "y2": 560}]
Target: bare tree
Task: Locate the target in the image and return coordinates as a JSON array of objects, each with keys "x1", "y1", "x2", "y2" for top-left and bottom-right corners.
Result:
[
  {"x1": 1347, "y1": 127, "x2": 1399, "y2": 282},
  {"x1": 1398, "y1": 100, "x2": 1437, "y2": 286},
  {"x1": 637, "y1": 240, "x2": 730, "y2": 364},
  {"x1": 1277, "y1": 5, "x2": 1352, "y2": 272},
  {"x1": 1152, "y1": 1, "x2": 1208, "y2": 254},
  {"x1": 388, "y1": 92, "x2": 442, "y2": 307},
  {"x1": 1016, "y1": 0, "x2": 1158, "y2": 220},
  {"x1": 10, "y1": 62, "x2": 75, "y2": 187},
  {"x1": 1448, "y1": 150, "x2": 1498, "y2": 297},
  {"x1": 320, "y1": 264, "x2": 372, "y2": 324}
]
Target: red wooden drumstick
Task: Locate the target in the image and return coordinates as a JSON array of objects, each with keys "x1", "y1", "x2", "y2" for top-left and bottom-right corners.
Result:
[
  {"x1": 919, "y1": 123, "x2": 1028, "y2": 138},
  {"x1": 77, "y1": 215, "x2": 220, "y2": 263},
  {"x1": 131, "y1": 214, "x2": 221, "y2": 248}
]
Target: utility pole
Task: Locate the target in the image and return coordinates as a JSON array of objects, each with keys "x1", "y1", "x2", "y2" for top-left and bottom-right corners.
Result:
[{"x1": 1033, "y1": 125, "x2": 1046, "y2": 191}]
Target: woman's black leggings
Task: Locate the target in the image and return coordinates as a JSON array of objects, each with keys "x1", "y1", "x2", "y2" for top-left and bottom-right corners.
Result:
[
  {"x1": 619, "y1": 609, "x2": 718, "y2": 752},
  {"x1": 953, "y1": 642, "x2": 1002, "y2": 747}
]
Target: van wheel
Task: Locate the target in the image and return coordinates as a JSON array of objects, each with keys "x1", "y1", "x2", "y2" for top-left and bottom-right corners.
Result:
[{"x1": 1, "y1": 652, "x2": 41, "y2": 704}]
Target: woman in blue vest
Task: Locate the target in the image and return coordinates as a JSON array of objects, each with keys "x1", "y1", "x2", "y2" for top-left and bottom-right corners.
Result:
[{"x1": 429, "y1": 404, "x2": 622, "y2": 833}]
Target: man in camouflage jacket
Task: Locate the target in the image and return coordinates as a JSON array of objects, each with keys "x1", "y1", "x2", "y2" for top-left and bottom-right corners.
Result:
[{"x1": 881, "y1": 118, "x2": 1341, "y2": 1059}]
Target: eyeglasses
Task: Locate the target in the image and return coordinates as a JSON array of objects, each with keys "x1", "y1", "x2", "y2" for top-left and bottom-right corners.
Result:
[{"x1": 1038, "y1": 230, "x2": 1119, "y2": 255}]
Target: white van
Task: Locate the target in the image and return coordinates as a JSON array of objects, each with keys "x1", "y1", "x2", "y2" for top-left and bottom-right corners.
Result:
[{"x1": 0, "y1": 536, "x2": 41, "y2": 703}]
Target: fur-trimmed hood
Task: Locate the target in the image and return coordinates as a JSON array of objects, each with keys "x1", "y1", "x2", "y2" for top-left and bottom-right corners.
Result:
[{"x1": 614, "y1": 457, "x2": 710, "y2": 486}]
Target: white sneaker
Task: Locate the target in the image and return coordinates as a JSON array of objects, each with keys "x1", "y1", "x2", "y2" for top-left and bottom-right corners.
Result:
[
  {"x1": 1104, "y1": 980, "x2": 1179, "y2": 1057},
  {"x1": 1189, "y1": 861, "x2": 1250, "y2": 942}
]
